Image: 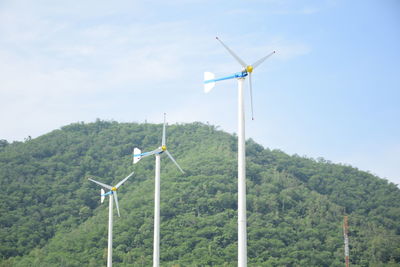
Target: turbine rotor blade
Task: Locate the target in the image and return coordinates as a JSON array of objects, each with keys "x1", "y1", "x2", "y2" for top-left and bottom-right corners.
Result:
[
  {"x1": 252, "y1": 51, "x2": 276, "y2": 69},
  {"x1": 88, "y1": 178, "x2": 113, "y2": 190},
  {"x1": 249, "y1": 73, "x2": 255, "y2": 121},
  {"x1": 113, "y1": 191, "x2": 120, "y2": 217},
  {"x1": 216, "y1": 37, "x2": 247, "y2": 68},
  {"x1": 115, "y1": 171, "x2": 134, "y2": 189},
  {"x1": 165, "y1": 150, "x2": 184, "y2": 174},
  {"x1": 162, "y1": 113, "x2": 166, "y2": 147}
]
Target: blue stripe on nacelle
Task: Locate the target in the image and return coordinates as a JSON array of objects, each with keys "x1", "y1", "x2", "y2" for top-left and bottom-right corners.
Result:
[
  {"x1": 102, "y1": 191, "x2": 113, "y2": 196},
  {"x1": 235, "y1": 71, "x2": 248, "y2": 78},
  {"x1": 204, "y1": 71, "x2": 248, "y2": 84},
  {"x1": 133, "y1": 150, "x2": 162, "y2": 158},
  {"x1": 133, "y1": 152, "x2": 150, "y2": 157}
]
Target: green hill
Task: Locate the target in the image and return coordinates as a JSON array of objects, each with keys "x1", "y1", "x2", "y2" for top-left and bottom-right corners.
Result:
[{"x1": 0, "y1": 120, "x2": 399, "y2": 266}]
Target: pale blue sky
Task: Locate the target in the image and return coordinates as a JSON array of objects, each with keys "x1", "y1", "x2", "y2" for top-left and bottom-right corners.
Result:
[{"x1": 0, "y1": 0, "x2": 399, "y2": 185}]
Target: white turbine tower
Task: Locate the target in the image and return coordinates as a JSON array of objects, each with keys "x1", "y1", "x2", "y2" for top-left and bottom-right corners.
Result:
[
  {"x1": 88, "y1": 171, "x2": 134, "y2": 267},
  {"x1": 204, "y1": 37, "x2": 275, "y2": 267},
  {"x1": 132, "y1": 113, "x2": 184, "y2": 267}
]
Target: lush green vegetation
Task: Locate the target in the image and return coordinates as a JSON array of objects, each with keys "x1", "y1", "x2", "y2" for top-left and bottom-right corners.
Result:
[{"x1": 0, "y1": 120, "x2": 399, "y2": 266}]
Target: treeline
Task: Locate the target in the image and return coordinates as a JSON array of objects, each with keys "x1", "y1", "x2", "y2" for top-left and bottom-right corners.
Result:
[{"x1": 0, "y1": 120, "x2": 399, "y2": 266}]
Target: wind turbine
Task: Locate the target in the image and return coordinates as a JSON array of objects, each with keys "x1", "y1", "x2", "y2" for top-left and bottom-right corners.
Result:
[
  {"x1": 204, "y1": 37, "x2": 275, "y2": 267},
  {"x1": 88, "y1": 171, "x2": 134, "y2": 267},
  {"x1": 132, "y1": 113, "x2": 184, "y2": 267}
]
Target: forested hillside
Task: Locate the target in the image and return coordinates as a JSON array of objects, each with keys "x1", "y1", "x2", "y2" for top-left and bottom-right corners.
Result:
[{"x1": 0, "y1": 120, "x2": 399, "y2": 266}]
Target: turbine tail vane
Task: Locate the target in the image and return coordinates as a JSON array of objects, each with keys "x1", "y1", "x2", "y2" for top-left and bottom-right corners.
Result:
[
  {"x1": 165, "y1": 150, "x2": 184, "y2": 174},
  {"x1": 101, "y1": 188, "x2": 105, "y2": 203},
  {"x1": 252, "y1": 51, "x2": 276, "y2": 69},
  {"x1": 133, "y1": 148, "x2": 142, "y2": 164},
  {"x1": 204, "y1": 72, "x2": 216, "y2": 93},
  {"x1": 216, "y1": 37, "x2": 247, "y2": 68}
]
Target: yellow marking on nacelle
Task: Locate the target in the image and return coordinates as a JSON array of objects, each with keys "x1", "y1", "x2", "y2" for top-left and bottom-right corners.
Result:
[
  {"x1": 161, "y1": 145, "x2": 167, "y2": 151},
  {"x1": 246, "y1": 65, "x2": 253, "y2": 73},
  {"x1": 112, "y1": 187, "x2": 117, "y2": 191}
]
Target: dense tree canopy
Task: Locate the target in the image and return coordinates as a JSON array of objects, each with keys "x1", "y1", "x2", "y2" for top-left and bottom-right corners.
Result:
[{"x1": 0, "y1": 120, "x2": 399, "y2": 266}]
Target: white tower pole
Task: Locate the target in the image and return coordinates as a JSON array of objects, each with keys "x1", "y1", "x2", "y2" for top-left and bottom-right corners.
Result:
[
  {"x1": 344, "y1": 216, "x2": 350, "y2": 267},
  {"x1": 237, "y1": 78, "x2": 247, "y2": 267},
  {"x1": 107, "y1": 194, "x2": 113, "y2": 267},
  {"x1": 153, "y1": 154, "x2": 161, "y2": 267}
]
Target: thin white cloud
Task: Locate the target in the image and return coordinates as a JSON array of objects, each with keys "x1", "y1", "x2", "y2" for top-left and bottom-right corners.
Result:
[{"x1": 300, "y1": 7, "x2": 320, "y2": 14}]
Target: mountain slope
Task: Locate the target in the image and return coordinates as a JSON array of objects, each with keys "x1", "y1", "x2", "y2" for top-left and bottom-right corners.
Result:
[{"x1": 0, "y1": 120, "x2": 399, "y2": 266}]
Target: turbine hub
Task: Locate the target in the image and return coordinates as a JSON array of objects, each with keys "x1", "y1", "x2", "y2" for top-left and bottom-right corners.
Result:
[
  {"x1": 246, "y1": 65, "x2": 253, "y2": 73},
  {"x1": 112, "y1": 187, "x2": 117, "y2": 191},
  {"x1": 161, "y1": 145, "x2": 167, "y2": 151}
]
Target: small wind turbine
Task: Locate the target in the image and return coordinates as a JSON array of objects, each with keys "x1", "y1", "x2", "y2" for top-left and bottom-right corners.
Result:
[
  {"x1": 88, "y1": 171, "x2": 134, "y2": 267},
  {"x1": 132, "y1": 113, "x2": 184, "y2": 267},
  {"x1": 204, "y1": 37, "x2": 275, "y2": 267}
]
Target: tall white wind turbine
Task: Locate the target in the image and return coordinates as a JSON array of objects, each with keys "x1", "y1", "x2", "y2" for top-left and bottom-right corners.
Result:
[
  {"x1": 88, "y1": 171, "x2": 134, "y2": 267},
  {"x1": 204, "y1": 37, "x2": 275, "y2": 267},
  {"x1": 132, "y1": 113, "x2": 184, "y2": 267}
]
